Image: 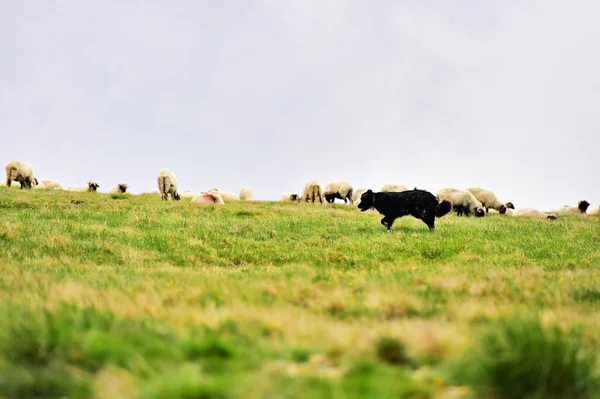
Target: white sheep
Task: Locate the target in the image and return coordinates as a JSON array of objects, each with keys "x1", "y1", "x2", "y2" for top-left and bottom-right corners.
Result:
[
  {"x1": 280, "y1": 192, "x2": 301, "y2": 202},
  {"x1": 512, "y1": 209, "x2": 558, "y2": 220},
  {"x1": 5, "y1": 160, "x2": 37, "y2": 189},
  {"x1": 180, "y1": 190, "x2": 196, "y2": 199},
  {"x1": 466, "y1": 187, "x2": 514, "y2": 214},
  {"x1": 208, "y1": 188, "x2": 239, "y2": 202},
  {"x1": 157, "y1": 169, "x2": 180, "y2": 201},
  {"x1": 381, "y1": 184, "x2": 408, "y2": 193},
  {"x1": 437, "y1": 188, "x2": 485, "y2": 217},
  {"x1": 551, "y1": 201, "x2": 590, "y2": 215},
  {"x1": 68, "y1": 181, "x2": 100, "y2": 192},
  {"x1": 239, "y1": 187, "x2": 254, "y2": 201},
  {"x1": 40, "y1": 180, "x2": 63, "y2": 190},
  {"x1": 588, "y1": 206, "x2": 599, "y2": 215},
  {"x1": 302, "y1": 180, "x2": 323, "y2": 203},
  {"x1": 109, "y1": 184, "x2": 129, "y2": 194},
  {"x1": 323, "y1": 181, "x2": 353, "y2": 204},
  {"x1": 352, "y1": 188, "x2": 367, "y2": 203},
  {"x1": 192, "y1": 192, "x2": 225, "y2": 205}
]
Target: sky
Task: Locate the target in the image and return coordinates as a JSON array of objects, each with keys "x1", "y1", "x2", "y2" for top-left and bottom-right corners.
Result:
[{"x1": 1, "y1": 0, "x2": 599, "y2": 210}]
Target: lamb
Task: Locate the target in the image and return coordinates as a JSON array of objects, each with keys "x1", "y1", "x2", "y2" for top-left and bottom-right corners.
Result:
[
  {"x1": 40, "y1": 180, "x2": 63, "y2": 190},
  {"x1": 551, "y1": 201, "x2": 590, "y2": 215},
  {"x1": 588, "y1": 206, "x2": 600, "y2": 215},
  {"x1": 109, "y1": 184, "x2": 129, "y2": 194},
  {"x1": 512, "y1": 209, "x2": 558, "y2": 220},
  {"x1": 381, "y1": 184, "x2": 408, "y2": 193},
  {"x1": 239, "y1": 187, "x2": 254, "y2": 201},
  {"x1": 157, "y1": 169, "x2": 180, "y2": 201},
  {"x1": 5, "y1": 160, "x2": 37, "y2": 189},
  {"x1": 437, "y1": 188, "x2": 485, "y2": 217},
  {"x1": 180, "y1": 190, "x2": 196, "y2": 199},
  {"x1": 192, "y1": 192, "x2": 225, "y2": 205},
  {"x1": 68, "y1": 181, "x2": 100, "y2": 192},
  {"x1": 280, "y1": 192, "x2": 301, "y2": 202},
  {"x1": 302, "y1": 180, "x2": 323, "y2": 203},
  {"x1": 208, "y1": 188, "x2": 239, "y2": 202},
  {"x1": 323, "y1": 181, "x2": 353, "y2": 204},
  {"x1": 466, "y1": 187, "x2": 514, "y2": 214}
]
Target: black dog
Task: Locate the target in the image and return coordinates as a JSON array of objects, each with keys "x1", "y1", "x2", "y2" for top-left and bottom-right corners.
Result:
[{"x1": 358, "y1": 189, "x2": 452, "y2": 230}]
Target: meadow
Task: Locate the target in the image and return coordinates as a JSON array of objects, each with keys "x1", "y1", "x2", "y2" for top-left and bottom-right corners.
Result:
[{"x1": 1, "y1": 187, "x2": 600, "y2": 399}]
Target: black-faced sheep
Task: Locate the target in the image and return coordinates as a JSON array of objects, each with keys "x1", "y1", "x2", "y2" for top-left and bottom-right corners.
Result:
[
  {"x1": 208, "y1": 188, "x2": 239, "y2": 202},
  {"x1": 437, "y1": 188, "x2": 485, "y2": 217},
  {"x1": 240, "y1": 188, "x2": 254, "y2": 201},
  {"x1": 157, "y1": 169, "x2": 180, "y2": 201},
  {"x1": 551, "y1": 201, "x2": 590, "y2": 215},
  {"x1": 512, "y1": 209, "x2": 558, "y2": 220},
  {"x1": 192, "y1": 192, "x2": 225, "y2": 205},
  {"x1": 466, "y1": 187, "x2": 514, "y2": 214},
  {"x1": 381, "y1": 184, "x2": 408, "y2": 193},
  {"x1": 358, "y1": 189, "x2": 452, "y2": 230},
  {"x1": 69, "y1": 181, "x2": 100, "y2": 192},
  {"x1": 109, "y1": 184, "x2": 129, "y2": 194},
  {"x1": 280, "y1": 192, "x2": 301, "y2": 202},
  {"x1": 5, "y1": 160, "x2": 37, "y2": 189},
  {"x1": 323, "y1": 181, "x2": 353, "y2": 204},
  {"x1": 302, "y1": 180, "x2": 323, "y2": 203}
]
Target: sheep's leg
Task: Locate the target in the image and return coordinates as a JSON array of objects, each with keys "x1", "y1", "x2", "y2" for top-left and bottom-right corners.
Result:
[{"x1": 6, "y1": 178, "x2": 11, "y2": 187}]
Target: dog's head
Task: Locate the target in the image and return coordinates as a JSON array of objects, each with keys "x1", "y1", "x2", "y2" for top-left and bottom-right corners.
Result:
[
  {"x1": 475, "y1": 207, "x2": 486, "y2": 217},
  {"x1": 88, "y1": 181, "x2": 99, "y2": 191},
  {"x1": 579, "y1": 200, "x2": 590, "y2": 213},
  {"x1": 357, "y1": 190, "x2": 375, "y2": 212},
  {"x1": 505, "y1": 201, "x2": 515, "y2": 210}
]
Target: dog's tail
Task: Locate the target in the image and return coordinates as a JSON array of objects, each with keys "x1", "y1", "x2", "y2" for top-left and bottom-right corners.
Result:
[{"x1": 436, "y1": 200, "x2": 452, "y2": 218}]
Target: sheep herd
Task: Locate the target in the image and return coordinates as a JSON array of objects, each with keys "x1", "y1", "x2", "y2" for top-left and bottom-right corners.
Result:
[{"x1": 3, "y1": 160, "x2": 599, "y2": 220}]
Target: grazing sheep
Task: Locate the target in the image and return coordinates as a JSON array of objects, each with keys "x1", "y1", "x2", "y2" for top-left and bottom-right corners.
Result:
[
  {"x1": 352, "y1": 188, "x2": 368, "y2": 203},
  {"x1": 5, "y1": 160, "x2": 37, "y2": 189},
  {"x1": 109, "y1": 184, "x2": 129, "y2": 194},
  {"x1": 437, "y1": 188, "x2": 485, "y2": 217},
  {"x1": 512, "y1": 209, "x2": 558, "y2": 220},
  {"x1": 551, "y1": 201, "x2": 590, "y2": 215},
  {"x1": 280, "y1": 192, "x2": 301, "y2": 202},
  {"x1": 302, "y1": 180, "x2": 323, "y2": 203},
  {"x1": 192, "y1": 192, "x2": 225, "y2": 205},
  {"x1": 40, "y1": 180, "x2": 63, "y2": 190},
  {"x1": 381, "y1": 184, "x2": 408, "y2": 193},
  {"x1": 588, "y1": 206, "x2": 600, "y2": 215},
  {"x1": 180, "y1": 190, "x2": 195, "y2": 199},
  {"x1": 358, "y1": 189, "x2": 452, "y2": 230},
  {"x1": 466, "y1": 187, "x2": 514, "y2": 214},
  {"x1": 68, "y1": 181, "x2": 100, "y2": 192},
  {"x1": 323, "y1": 181, "x2": 353, "y2": 204},
  {"x1": 157, "y1": 169, "x2": 180, "y2": 201},
  {"x1": 147, "y1": 188, "x2": 161, "y2": 196},
  {"x1": 240, "y1": 187, "x2": 254, "y2": 201},
  {"x1": 208, "y1": 188, "x2": 239, "y2": 202}
]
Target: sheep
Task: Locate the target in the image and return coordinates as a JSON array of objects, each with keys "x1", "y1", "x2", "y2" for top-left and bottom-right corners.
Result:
[
  {"x1": 280, "y1": 192, "x2": 301, "y2": 202},
  {"x1": 208, "y1": 188, "x2": 239, "y2": 202},
  {"x1": 352, "y1": 188, "x2": 368, "y2": 203},
  {"x1": 512, "y1": 209, "x2": 558, "y2": 220},
  {"x1": 40, "y1": 180, "x2": 63, "y2": 190},
  {"x1": 550, "y1": 200, "x2": 590, "y2": 215},
  {"x1": 109, "y1": 184, "x2": 129, "y2": 194},
  {"x1": 240, "y1": 187, "x2": 254, "y2": 201},
  {"x1": 302, "y1": 180, "x2": 323, "y2": 203},
  {"x1": 466, "y1": 187, "x2": 514, "y2": 214},
  {"x1": 147, "y1": 188, "x2": 161, "y2": 196},
  {"x1": 68, "y1": 181, "x2": 100, "y2": 192},
  {"x1": 437, "y1": 188, "x2": 485, "y2": 217},
  {"x1": 588, "y1": 206, "x2": 600, "y2": 215},
  {"x1": 192, "y1": 192, "x2": 225, "y2": 205},
  {"x1": 180, "y1": 190, "x2": 196, "y2": 199},
  {"x1": 5, "y1": 160, "x2": 37, "y2": 189},
  {"x1": 323, "y1": 181, "x2": 353, "y2": 204},
  {"x1": 381, "y1": 184, "x2": 408, "y2": 193},
  {"x1": 157, "y1": 169, "x2": 180, "y2": 201}
]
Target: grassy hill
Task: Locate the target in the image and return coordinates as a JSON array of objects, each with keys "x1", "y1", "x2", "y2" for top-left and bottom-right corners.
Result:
[{"x1": 1, "y1": 187, "x2": 599, "y2": 399}]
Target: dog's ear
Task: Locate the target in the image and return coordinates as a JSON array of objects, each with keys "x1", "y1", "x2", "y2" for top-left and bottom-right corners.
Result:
[{"x1": 365, "y1": 189, "x2": 373, "y2": 195}]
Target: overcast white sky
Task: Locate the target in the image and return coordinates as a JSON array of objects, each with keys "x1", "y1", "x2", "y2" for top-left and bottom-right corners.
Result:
[{"x1": 1, "y1": 0, "x2": 598, "y2": 210}]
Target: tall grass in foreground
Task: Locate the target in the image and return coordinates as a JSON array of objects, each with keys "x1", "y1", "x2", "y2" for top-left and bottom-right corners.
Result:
[{"x1": 0, "y1": 187, "x2": 599, "y2": 398}]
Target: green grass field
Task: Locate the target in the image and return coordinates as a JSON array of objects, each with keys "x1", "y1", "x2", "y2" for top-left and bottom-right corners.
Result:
[{"x1": 1, "y1": 187, "x2": 600, "y2": 399}]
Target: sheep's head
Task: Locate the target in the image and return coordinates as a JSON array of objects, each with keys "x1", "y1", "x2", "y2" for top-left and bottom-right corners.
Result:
[
  {"x1": 88, "y1": 182, "x2": 99, "y2": 191},
  {"x1": 475, "y1": 207, "x2": 486, "y2": 217},
  {"x1": 579, "y1": 200, "x2": 590, "y2": 213},
  {"x1": 547, "y1": 213, "x2": 558, "y2": 220},
  {"x1": 117, "y1": 184, "x2": 128, "y2": 193},
  {"x1": 289, "y1": 194, "x2": 300, "y2": 202},
  {"x1": 505, "y1": 202, "x2": 515, "y2": 210},
  {"x1": 323, "y1": 191, "x2": 338, "y2": 203},
  {"x1": 33, "y1": 178, "x2": 39, "y2": 187},
  {"x1": 173, "y1": 192, "x2": 181, "y2": 201},
  {"x1": 357, "y1": 190, "x2": 375, "y2": 212}
]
